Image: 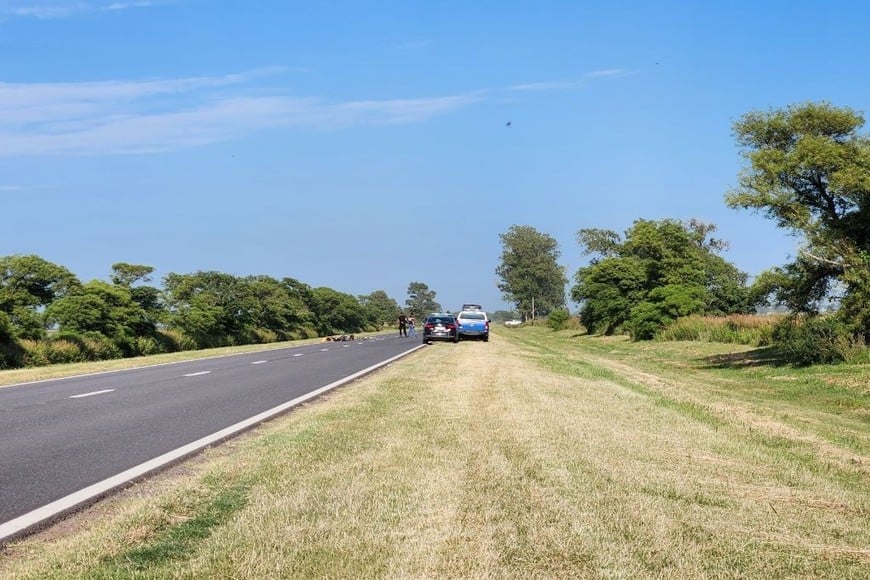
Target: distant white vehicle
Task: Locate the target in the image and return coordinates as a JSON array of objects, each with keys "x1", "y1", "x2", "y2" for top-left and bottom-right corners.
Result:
[{"x1": 504, "y1": 319, "x2": 523, "y2": 327}]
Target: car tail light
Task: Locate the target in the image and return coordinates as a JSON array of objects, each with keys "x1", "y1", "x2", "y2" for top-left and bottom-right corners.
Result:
[
  {"x1": 424, "y1": 323, "x2": 434, "y2": 330},
  {"x1": 485, "y1": 321, "x2": 490, "y2": 331}
]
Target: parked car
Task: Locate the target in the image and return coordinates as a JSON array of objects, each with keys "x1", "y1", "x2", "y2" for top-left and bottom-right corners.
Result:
[
  {"x1": 456, "y1": 310, "x2": 489, "y2": 341},
  {"x1": 504, "y1": 319, "x2": 523, "y2": 327},
  {"x1": 422, "y1": 313, "x2": 459, "y2": 344}
]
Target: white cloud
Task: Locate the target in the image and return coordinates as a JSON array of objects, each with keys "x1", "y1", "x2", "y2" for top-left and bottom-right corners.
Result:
[
  {"x1": 509, "y1": 69, "x2": 634, "y2": 92},
  {"x1": 0, "y1": 184, "x2": 23, "y2": 190},
  {"x1": 0, "y1": 71, "x2": 484, "y2": 156},
  {"x1": 0, "y1": 0, "x2": 159, "y2": 19},
  {"x1": 0, "y1": 65, "x2": 632, "y2": 157},
  {"x1": 104, "y1": 1, "x2": 153, "y2": 10}
]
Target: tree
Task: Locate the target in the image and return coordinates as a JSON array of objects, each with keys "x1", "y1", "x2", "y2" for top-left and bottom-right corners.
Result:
[
  {"x1": 110, "y1": 263, "x2": 163, "y2": 328},
  {"x1": 44, "y1": 280, "x2": 153, "y2": 355},
  {"x1": 496, "y1": 225, "x2": 567, "y2": 320},
  {"x1": 163, "y1": 271, "x2": 254, "y2": 347},
  {"x1": 572, "y1": 257, "x2": 647, "y2": 334},
  {"x1": 0, "y1": 254, "x2": 80, "y2": 339},
  {"x1": 359, "y1": 290, "x2": 401, "y2": 327},
  {"x1": 110, "y1": 262, "x2": 154, "y2": 287},
  {"x1": 405, "y1": 282, "x2": 440, "y2": 321},
  {"x1": 309, "y1": 287, "x2": 368, "y2": 335},
  {"x1": 726, "y1": 102, "x2": 870, "y2": 339},
  {"x1": 243, "y1": 275, "x2": 310, "y2": 338},
  {"x1": 572, "y1": 219, "x2": 750, "y2": 337}
]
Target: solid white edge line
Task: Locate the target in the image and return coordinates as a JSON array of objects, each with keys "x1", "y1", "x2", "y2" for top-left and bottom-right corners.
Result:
[{"x1": 0, "y1": 343, "x2": 426, "y2": 545}]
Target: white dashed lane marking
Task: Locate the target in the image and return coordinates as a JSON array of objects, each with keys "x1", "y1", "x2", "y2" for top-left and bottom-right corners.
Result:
[
  {"x1": 183, "y1": 371, "x2": 211, "y2": 377},
  {"x1": 251, "y1": 360, "x2": 267, "y2": 365},
  {"x1": 293, "y1": 354, "x2": 304, "y2": 357},
  {"x1": 69, "y1": 389, "x2": 115, "y2": 399}
]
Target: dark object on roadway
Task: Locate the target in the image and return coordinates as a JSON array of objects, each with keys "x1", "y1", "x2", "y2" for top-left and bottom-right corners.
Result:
[{"x1": 422, "y1": 314, "x2": 459, "y2": 344}]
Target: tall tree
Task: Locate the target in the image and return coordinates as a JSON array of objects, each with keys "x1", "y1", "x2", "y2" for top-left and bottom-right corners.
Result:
[
  {"x1": 405, "y1": 282, "x2": 440, "y2": 321},
  {"x1": 0, "y1": 254, "x2": 80, "y2": 339},
  {"x1": 496, "y1": 225, "x2": 567, "y2": 319},
  {"x1": 726, "y1": 102, "x2": 870, "y2": 338}
]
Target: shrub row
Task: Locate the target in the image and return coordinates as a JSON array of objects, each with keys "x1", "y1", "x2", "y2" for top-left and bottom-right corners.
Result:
[
  {"x1": 771, "y1": 315, "x2": 867, "y2": 365},
  {"x1": 0, "y1": 324, "x2": 326, "y2": 370}
]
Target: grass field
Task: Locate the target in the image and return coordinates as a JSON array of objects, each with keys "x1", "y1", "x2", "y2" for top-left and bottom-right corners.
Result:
[{"x1": 1, "y1": 327, "x2": 867, "y2": 578}]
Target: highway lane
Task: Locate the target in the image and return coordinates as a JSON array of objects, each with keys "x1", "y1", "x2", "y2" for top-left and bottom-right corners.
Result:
[{"x1": 0, "y1": 335, "x2": 423, "y2": 539}]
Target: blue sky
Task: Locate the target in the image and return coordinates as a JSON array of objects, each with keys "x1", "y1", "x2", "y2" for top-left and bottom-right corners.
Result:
[{"x1": 2, "y1": 1, "x2": 868, "y2": 313}]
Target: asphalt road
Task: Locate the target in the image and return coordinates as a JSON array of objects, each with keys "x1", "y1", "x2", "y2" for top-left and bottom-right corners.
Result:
[{"x1": 0, "y1": 335, "x2": 423, "y2": 541}]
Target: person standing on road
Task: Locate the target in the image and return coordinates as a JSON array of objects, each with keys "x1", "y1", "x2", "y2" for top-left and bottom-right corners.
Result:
[
  {"x1": 398, "y1": 313, "x2": 408, "y2": 337},
  {"x1": 408, "y1": 317, "x2": 417, "y2": 337}
]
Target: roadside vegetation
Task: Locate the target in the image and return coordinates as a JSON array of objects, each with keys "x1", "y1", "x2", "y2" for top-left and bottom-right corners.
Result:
[
  {"x1": 0, "y1": 258, "x2": 437, "y2": 370},
  {"x1": 2, "y1": 326, "x2": 867, "y2": 578}
]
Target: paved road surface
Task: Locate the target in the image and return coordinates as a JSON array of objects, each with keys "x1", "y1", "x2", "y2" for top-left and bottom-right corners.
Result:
[{"x1": 0, "y1": 335, "x2": 423, "y2": 542}]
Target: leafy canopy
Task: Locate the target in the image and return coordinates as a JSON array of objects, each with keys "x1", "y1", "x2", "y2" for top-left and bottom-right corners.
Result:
[
  {"x1": 726, "y1": 102, "x2": 870, "y2": 337},
  {"x1": 572, "y1": 219, "x2": 750, "y2": 338},
  {"x1": 405, "y1": 282, "x2": 440, "y2": 321},
  {"x1": 496, "y1": 225, "x2": 567, "y2": 318}
]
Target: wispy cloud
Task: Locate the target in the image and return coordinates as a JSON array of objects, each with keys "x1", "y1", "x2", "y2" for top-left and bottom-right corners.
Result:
[
  {"x1": 0, "y1": 70, "x2": 484, "y2": 156},
  {"x1": 509, "y1": 69, "x2": 635, "y2": 91},
  {"x1": 0, "y1": 1, "x2": 159, "y2": 20},
  {"x1": 0, "y1": 184, "x2": 23, "y2": 191},
  {"x1": 104, "y1": 1, "x2": 153, "y2": 11},
  {"x1": 0, "y1": 66, "x2": 630, "y2": 157}
]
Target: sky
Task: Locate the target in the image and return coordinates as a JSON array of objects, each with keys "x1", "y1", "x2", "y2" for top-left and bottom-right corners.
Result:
[{"x1": 2, "y1": 1, "x2": 869, "y2": 313}]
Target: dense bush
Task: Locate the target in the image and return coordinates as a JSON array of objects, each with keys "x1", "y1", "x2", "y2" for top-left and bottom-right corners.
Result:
[
  {"x1": 134, "y1": 336, "x2": 165, "y2": 356},
  {"x1": 0, "y1": 338, "x2": 23, "y2": 369},
  {"x1": 771, "y1": 315, "x2": 866, "y2": 365},
  {"x1": 626, "y1": 302, "x2": 667, "y2": 341},
  {"x1": 250, "y1": 328, "x2": 279, "y2": 344},
  {"x1": 157, "y1": 329, "x2": 197, "y2": 352},
  {"x1": 547, "y1": 309, "x2": 570, "y2": 331},
  {"x1": 21, "y1": 332, "x2": 126, "y2": 365}
]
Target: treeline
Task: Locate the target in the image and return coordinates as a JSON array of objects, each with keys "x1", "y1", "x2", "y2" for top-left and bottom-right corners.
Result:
[
  {"x1": 495, "y1": 102, "x2": 870, "y2": 365},
  {"x1": 0, "y1": 257, "x2": 403, "y2": 369}
]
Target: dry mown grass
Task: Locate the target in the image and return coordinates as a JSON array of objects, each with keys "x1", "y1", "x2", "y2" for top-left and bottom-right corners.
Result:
[{"x1": 1, "y1": 329, "x2": 868, "y2": 578}]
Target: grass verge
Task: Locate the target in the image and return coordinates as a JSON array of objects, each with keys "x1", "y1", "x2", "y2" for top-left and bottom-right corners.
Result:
[{"x1": 1, "y1": 327, "x2": 867, "y2": 578}]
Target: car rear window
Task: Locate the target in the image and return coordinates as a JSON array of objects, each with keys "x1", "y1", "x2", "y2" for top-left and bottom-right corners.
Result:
[
  {"x1": 460, "y1": 313, "x2": 486, "y2": 320},
  {"x1": 426, "y1": 316, "x2": 454, "y2": 324}
]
